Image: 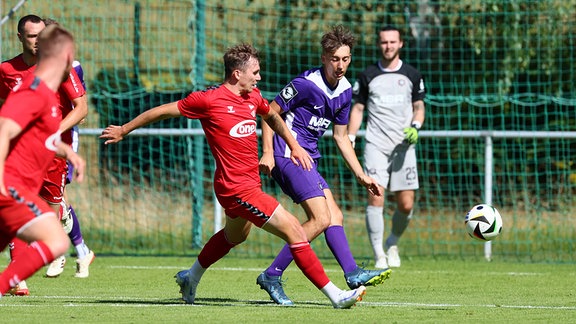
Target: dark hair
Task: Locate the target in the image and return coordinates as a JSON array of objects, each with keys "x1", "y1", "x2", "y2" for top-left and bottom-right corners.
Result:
[
  {"x1": 321, "y1": 25, "x2": 356, "y2": 55},
  {"x1": 223, "y1": 43, "x2": 260, "y2": 78},
  {"x1": 378, "y1": 25, "x2": 403, "y2": 41},
  {"x1": 17, "y1": 14, "x2": 43, "y2": 34}
]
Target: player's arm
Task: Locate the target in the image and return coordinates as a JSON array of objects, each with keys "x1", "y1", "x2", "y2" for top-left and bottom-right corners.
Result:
[
  {"x1": 411, "y1": 100, "x2": 425, "y2": 128},
  {"x1": 333, "y1": 123, "x2": 381, "y2": 196},
  {"x1": 347, "y1": 102, "x2": 365, "y2": 148},
  {"x1": 0, "y1": 117, "x2": 22, "y2": 196},
  {"x1": 258, "y1": 101, "x2": 280, "y2": 176},
  {"x1": 55, "y1": 142, "x2": 85, "y2": 183},
  {"x1": 60, "y1": 95, "x2": 88, "y2": 133},
  {"x1": 261, "y1": 103, "x2": 313, "y2": 171},
  {"x1": 100, "y1": 101, "x2": 181, "y2": 145},
  {"x1": 403, "y1": 100, "x2": 426, "y2": 144}
]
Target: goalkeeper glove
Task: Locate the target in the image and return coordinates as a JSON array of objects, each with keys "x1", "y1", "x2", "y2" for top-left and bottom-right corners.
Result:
[{"x1": 403, "y1": 122, "x2": 421, "y2": 144}]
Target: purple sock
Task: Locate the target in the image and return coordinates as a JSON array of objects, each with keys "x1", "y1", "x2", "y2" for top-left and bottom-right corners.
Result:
[
  {"x1": 325, "y1": 225, "x2": 357, "y2": 273},
  {"x1": 265, "y1": 243, "x2": 293, "y2": 277},
  {"x1": 68, "y1": 205, "x2": 84, "y2": 246}
]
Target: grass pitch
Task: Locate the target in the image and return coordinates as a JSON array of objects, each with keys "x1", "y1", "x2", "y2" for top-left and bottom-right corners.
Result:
[{"x1": 1, "y1": 255, "x2": 575, "y2": 323}]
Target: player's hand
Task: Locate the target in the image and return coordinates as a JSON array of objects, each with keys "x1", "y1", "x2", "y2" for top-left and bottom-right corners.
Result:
[
  {"x1": 357, "y1": 175, "x2": 382, "y2": 196},
  {"x1": 259, "y1": 152, "x2": 275, "y2": 176},
  {"x1": 67, "y1": 152, "x2": 86, "y2": 183},
  {"x1": 100, "y1": 125, "x2": 125, "y2": 144},
  {"x1": 403, "y1": 126, "x2": 419, "y2": 144},
  {"x1": 289, "y1": 145, "x2": 313, "y2": 171}
]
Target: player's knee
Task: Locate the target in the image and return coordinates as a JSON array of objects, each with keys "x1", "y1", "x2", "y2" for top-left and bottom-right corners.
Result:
[{"x1": 47, "y1": 235, "x2": 70, "y2": 257}]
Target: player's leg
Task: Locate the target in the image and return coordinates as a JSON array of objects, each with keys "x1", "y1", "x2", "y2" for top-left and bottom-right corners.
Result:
[
  {"x1": 385, "y1": 190, "x2": 414, "y2": 267},
  {"x1": 321, "y1": 189, "x2": 391, "y2": 289},
  {"x1": 260, "y1": 196, "x2": 329, "y2": 278},
  {"x1": 366, "y1": 188, "x2": 387, "y2": 268},
  {"x1": 6, "y1": 238, "x2": 30, "y2": 295},
  {"x1": 61, "y1": 186, "x2": 95, "y2": 278},
  {"x1": 363, "y1": 143, "x2": 391, "y2": 269},
  {"x1": 385, "y1": 146, "x2": 419, "y2": 268},
  {"x1": 263, "y1": 205, "x2": 366, "y2": 308},
  {"x1": 258, "y1": 160, "x2": 331, "y2": 304},
  {"x1": 175, "y1": 214, "x2": 250, "y2": 304},
  {"x1": 0, "y1": 190, "x2": 69, "y2": 296},
  {"x1": 41, "y1": 158, "x2": 69, "y2": 278}
]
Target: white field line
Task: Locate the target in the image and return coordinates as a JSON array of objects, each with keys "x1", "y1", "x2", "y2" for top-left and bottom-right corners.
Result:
[
  {"x1": 109, "y1": 265, "x2": 546, "y2": 277},
  {"x1": 2, "y1": 296, "x2": 576, "y2": 310},
  {"x1": 1, "y1": 265, "x2": 572, "y2": 310}
]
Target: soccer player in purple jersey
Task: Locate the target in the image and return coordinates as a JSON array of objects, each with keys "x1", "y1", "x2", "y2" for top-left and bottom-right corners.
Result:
[
  {"x1": 256, "y1": 25, "x2": 391, "y2": 306},
  {"x1": 348, "y1": 25, "x2": 426, "y2": 269}
]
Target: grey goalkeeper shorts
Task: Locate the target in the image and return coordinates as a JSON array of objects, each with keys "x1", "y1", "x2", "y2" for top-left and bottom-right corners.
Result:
[{"x1": 363, "y1": 141, "x2": 419, "y2": 192}]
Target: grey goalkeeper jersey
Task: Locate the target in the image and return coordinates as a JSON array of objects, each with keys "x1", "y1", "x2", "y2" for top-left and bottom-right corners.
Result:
[{"x1": 352, "y1": 60, "x2": 425, "y2": 153}]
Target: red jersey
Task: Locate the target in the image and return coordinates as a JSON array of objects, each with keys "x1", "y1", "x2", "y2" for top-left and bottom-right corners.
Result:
[
  {"x1": 0, "y1": 54, "x2": 36, "y2": 100},
  {"x1": 1, "y1": 75, "x2": 61, "y2": 192},
  {"x1": 0, "y1": 54, "x2": 85, "y2": 145},
  {"x1": 57, "y1": 68, "x2": 85, "y2": 145},
  {"x1": 178, "y1": 86, "x2": 270, "y2": 197}
]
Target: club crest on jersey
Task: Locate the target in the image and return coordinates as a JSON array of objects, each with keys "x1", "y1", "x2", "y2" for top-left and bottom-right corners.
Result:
[
  {"x1": 280, "y1": 82, "x2": 298, "y2": 103},
  {"x1": 229, "y1": 120, "x2": 257, "y2": 138},
  {"x1": 227, "y1": 106, "x2": 235, "y2": 113}
]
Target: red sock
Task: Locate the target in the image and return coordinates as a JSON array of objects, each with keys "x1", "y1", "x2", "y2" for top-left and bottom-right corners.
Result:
[
  {"x1": 0, "y1": 241, "x2": 54, "y2": 294},
  {"x1": 197, "y1": 230, "x2": 236, "y2": 268},
  {"x1": 9, "y1": 238, "x2": 28, "y2": 262},
  {"x1": 290, "y1": 242, "x2": 330, "y2": 289}
]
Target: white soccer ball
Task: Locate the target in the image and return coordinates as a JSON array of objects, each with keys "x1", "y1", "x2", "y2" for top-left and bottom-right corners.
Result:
[{"x1": 465, "y1": 204, "x2": 503, "y2": 241}]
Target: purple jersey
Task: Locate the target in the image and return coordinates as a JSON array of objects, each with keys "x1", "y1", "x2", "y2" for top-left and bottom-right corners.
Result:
[{"x1": 273, "y1": 67, "x2": 352, "y2": 159}]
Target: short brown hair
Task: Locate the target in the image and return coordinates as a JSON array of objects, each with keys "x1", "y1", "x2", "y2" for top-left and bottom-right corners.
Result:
[
  {"x1": 321, "y1": 25, "x2": 356, "y2": 55},
  {"x1": 37, "y1": 24, "x2": 74, "y2": 59},
  {"x1": 223, "y1": 43, "x2": 260, "y2": 78}
]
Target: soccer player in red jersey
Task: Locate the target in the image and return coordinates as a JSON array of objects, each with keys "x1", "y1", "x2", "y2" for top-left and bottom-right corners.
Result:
[
  {"x1": 0, "y1": 24, "x2": 85, "y2": 298},
  {"x1": 0, "y1": 15, "x2": 92, "y2": 294},
  {"x1": 101, "y1": 43, "x2": 367, "y2": 308},
  {"x1": 41, "y1": 17, "x2": 95, "y2": 280},
  {"x1": 0, "y1": 14, "x2": 44, "y2": 106}
]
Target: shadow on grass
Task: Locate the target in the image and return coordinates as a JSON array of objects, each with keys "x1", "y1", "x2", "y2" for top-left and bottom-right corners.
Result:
[{"x1": 94, "y1": 297, "x2": 327, "y2": 307}]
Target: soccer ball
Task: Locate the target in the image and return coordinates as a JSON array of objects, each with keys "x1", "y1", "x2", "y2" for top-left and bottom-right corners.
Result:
[{"x1": 465, "y1": 204, "x2": 502, "y2": 241}]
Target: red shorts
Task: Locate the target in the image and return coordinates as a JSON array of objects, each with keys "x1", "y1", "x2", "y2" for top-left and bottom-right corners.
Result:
[
  {"x1": 0, "y1": 185, "x2": 55, "y2": 251},
  {"x1": 38, "y1": 157, "x2": 68, "y2": 204},
  {"x1": 217, "y1": 188, "x2": 280, "y2": 228}
]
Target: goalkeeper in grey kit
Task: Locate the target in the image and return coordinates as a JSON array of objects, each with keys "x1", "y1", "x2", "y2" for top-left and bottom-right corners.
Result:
[{"x1": 348, "y1": 25, "x2": 426, "y2": 269}]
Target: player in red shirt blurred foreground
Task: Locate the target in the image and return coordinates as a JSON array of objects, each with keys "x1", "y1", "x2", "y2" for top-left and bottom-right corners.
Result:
[{"x1": 0, "y1": 24, "x2": 85, "y2": 298}]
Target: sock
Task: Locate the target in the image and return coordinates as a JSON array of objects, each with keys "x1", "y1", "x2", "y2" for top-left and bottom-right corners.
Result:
[
  {"x1": 0, "y1": 241, "x2": 54, "y2": 294},
  {"x1": 320, "y1": 281, "x2": 343, "y2": 304},
  {"x1": 188, "y1": 260, "x2": 206, "y2": 283},
  {"x1": 197, "y1": 229, "x2": 236, "y2": 269},
  {"x1": 386, "y1": 209, "x2": 412, "y2": 247},
  {"x1": 75, "y1": 241, "x2": 90, "y2": 259},
  {"x1": 324, "y1": 225, "x2": 357, "y2": 273},
  {"x1": 289, "y1": 242, "x2": 329, "y2": 289},
  {"x1": 67, "y1": 205, "x2": 85, "y2": 246},
  {"x1": 9, "y1": 238, "x2": 28, "y2": 263},
  {"x1": 265, "y1": 243, "x2": 293, "y2": 277},
  {"x1": 365, "y1": 205, "x2": 385, "y2": 259}
]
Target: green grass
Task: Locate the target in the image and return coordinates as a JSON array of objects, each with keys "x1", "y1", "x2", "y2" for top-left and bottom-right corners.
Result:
[{"x1": 1, "y1": 255, "x2": 575, "y2": 323}]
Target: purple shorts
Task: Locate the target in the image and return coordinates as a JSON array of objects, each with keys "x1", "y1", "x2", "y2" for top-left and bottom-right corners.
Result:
[{"x1": 271, "y1": 157, "x2": 329, "y2": 204}]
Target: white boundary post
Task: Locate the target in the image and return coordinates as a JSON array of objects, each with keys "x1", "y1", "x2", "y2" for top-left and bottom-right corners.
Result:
[{"x1": 484, "y1": 135, "x2": 494, "y2": 261}]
